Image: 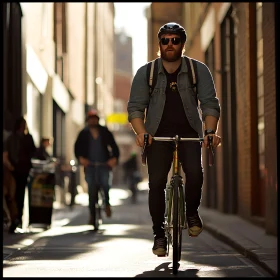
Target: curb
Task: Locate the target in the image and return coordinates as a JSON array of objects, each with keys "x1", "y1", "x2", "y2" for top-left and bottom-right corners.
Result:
[{"x1": 204, "y1": 224, "x2": 277, "y2": 277}]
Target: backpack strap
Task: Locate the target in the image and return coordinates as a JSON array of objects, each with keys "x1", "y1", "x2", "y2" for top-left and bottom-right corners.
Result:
[
  {"x1": 184, "y1": 56, "x2": 197, "y2": 92},
  {"x1": 184, "y1": 56, "x2": 198, "y2": 106},
  {"x1": 147, "y1": 58, "x2": 159, "y2": 95}
]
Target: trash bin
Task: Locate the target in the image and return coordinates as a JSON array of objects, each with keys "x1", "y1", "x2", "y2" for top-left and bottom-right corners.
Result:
[{"x1": 28, "y1": 159, "x2": 56, "y2": 229}]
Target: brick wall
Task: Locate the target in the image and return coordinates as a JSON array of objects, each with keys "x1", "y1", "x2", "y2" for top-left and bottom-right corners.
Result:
[
  {"x1": 262, "y1": 3, "x2": 277, "y2": 235},
  {"x1": 233, "y1": 3, "x2": 253, "y2": 218},
  {"x1": 212, "y1": 3, "x2": 224, "y2": 212},
  {"x1": 114, "y1": 73, "x2": 132, "y2": 102}
]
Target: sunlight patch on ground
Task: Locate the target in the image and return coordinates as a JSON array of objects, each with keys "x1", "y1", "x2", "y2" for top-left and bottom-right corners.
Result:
[
  {"x1": 38, "y1": 225, "x2": 94, "y2": 237},
  {"x1": 109, "y1": 188, "x2": 130, "y2": 206},
  {"x1": 20, "y1": 239, "x2": 34, "y2": 246},
  {"x1": 101, "y1": 224, "x2": 140, "y2": 236},
  {"x1": 51, "y1": 218, "x2": 71, "y2": 227},
  {"x1": 137, "y1": 180, "x2": 149, "y2": 191},
  {"x1": 74, "y1": 188, "x2": 130, "y2": 207}
]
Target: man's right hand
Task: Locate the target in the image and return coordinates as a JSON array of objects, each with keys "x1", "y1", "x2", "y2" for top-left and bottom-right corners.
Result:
[
  {"x1": 79, "y1": 157, "x2": 90, "y2": 167},
  {"x1": 135, "y1": 133, "x2": 153, "y2": 147}
]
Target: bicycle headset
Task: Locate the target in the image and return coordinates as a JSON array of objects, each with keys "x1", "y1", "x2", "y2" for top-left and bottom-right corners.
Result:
[{"x1": 157, "y1": 22, "x2": 187, "y2": 44}]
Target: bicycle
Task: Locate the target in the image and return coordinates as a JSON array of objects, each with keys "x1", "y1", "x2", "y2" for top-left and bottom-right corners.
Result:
[
  {"x1": 141, "y1": 133, "x2": 215, "y2": 275},
  {"x1": 88, "y1": 162, "x2": 108, "y2": 231}
]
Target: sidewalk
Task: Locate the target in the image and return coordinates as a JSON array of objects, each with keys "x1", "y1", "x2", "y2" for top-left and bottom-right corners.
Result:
[
  {"x1": 3, "y1": 188, "x2": 277, "y2": 277},
  {"x1": 200, "y1": 207, "x2": 277, "y2": 277}
]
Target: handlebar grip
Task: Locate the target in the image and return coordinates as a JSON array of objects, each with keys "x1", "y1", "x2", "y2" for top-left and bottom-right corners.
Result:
[
  {"x1": 144, "y1": 133, "x2": 149, "y2": 142},
  {"x1": 141, "y1": 133, "x2": 149, "y2": 166},
  {"x1": 208, "y1": 135, "x2": 215, "y2": 167}
]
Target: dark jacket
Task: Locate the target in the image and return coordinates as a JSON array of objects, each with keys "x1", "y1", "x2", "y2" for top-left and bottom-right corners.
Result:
[
  {"x1": 33, "y1": 146, "x2": 50, "y2": 161},
  {"x1": 74, "y1": 125, "x2": 120, "y2": 164},
  {"x1": 4, "y1": 132, "x2": 36, "y2": 174}
]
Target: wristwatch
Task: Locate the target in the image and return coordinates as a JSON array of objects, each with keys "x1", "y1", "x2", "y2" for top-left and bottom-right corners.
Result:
[{"x1": 204, "y1": 129, "x2": 215, "y2": 136}]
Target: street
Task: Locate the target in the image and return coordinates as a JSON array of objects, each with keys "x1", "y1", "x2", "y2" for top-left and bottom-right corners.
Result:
[{"x1": 3, "y1": 182, "x2": 272, "y2": 277}]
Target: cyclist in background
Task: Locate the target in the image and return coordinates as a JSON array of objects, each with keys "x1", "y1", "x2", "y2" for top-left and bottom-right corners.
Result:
[
  {"x1": 123, "y1": 152, "x2": 142, "y2": 203},
  {"x1": 127, "y1": 22, "x2": 221, "y2": 256},
  {"x1": 74, "y1": 109, "x2": 120, "y2": 228}
]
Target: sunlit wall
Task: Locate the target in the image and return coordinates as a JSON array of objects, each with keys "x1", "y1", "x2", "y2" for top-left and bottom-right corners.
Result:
[{"x1": 21, "y1": 3, "x2": 56, "y2": 147}]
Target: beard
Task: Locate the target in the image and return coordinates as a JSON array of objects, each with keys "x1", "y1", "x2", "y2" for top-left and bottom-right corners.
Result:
[{"x1": 160, "y1": 45, "x2": 182, "y2": 62}]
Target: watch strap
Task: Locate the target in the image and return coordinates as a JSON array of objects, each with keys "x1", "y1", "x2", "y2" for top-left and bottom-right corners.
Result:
[{"x1": 204, "y1": 129, "x2": 215, "y2": 136}]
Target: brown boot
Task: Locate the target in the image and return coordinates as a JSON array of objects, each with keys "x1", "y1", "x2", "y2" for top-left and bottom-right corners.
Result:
[{"x1": 105, "y1": 205, "x2": 112, "y2": 217}]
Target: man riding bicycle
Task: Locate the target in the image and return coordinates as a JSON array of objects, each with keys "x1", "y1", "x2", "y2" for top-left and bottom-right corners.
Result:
[
  {"x1": 74, "y1": 109, "x2": 120, "y2": 229},
  {"x1": 127, "y1": 22, "x2": 221, "y2": 256}
]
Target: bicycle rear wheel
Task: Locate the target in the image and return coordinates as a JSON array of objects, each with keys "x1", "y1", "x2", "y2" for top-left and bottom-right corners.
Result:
[{"x1": 172, "y1": 176, "x2": 180, "y2": 275}]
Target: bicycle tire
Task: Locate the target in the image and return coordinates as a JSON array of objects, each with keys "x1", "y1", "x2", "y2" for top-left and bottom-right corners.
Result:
[
  {"x1": 178, "y1": 177, "x2": 185, "y2": 261},
  {"x1": 92, "y1": 186, "x2": 102, "y2": 231},
  {"x1": 172, "y1": 176, "x2": 180, "y2": 275},
  {"x1": 164, "y1": 184, "x2": 173, "y2": 257},
  {"x1": 95, "y1": 202, "x2": 102, "y2": 230}
]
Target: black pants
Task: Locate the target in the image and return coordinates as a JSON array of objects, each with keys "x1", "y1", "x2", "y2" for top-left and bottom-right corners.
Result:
[
  {"x1": 147, "y1": 140, "x2": 203, "y2": 237},
  {"x1": 12, "y1": 171, "x2": 29, "y2": 225}
]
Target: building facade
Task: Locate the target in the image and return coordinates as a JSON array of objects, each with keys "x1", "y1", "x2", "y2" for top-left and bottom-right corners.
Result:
[
  {"x1": 147, "y1": 2, "x2": 278, "y2": 235},
  {"x1": 112, "y1": 31, "x2": 136, "y2": 185},
  {"x1": 3, "y1": 3, "x2": 115, "y2": 193},
  {"x1": 3, "y1": 3, "x2": 24, "y2": 132}
]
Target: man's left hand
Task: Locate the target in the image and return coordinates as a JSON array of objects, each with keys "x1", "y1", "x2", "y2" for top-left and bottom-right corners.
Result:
[
  {"x1": 107, "y1": 157, "x2": 117, "y2": 169},
  {"x1": 203, "y1": 134, "x2": 221, "y2": 149}
]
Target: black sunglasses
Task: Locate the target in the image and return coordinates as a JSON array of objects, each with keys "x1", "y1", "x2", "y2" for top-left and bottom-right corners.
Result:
[{"x1": 160, "y1": 37, "x2": 181, "y2": 45}]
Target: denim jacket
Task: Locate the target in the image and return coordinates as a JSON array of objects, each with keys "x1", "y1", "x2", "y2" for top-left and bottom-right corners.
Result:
[{"x1": 127, "y1": 57, "x2": 221, "y2": 138}]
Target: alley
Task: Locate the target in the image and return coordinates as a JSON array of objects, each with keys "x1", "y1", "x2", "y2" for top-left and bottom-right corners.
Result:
[{"x1": 3, "y1": 183, "x2": 272, "y2": 277}]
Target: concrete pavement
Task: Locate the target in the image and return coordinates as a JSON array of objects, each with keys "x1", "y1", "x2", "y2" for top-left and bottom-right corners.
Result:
[
  {"x1": 199, "y1": 207, "x2": 277, "y2": 277},
  {"x1": 3, "y1": 183, "x2": 277, "y2": 277}
]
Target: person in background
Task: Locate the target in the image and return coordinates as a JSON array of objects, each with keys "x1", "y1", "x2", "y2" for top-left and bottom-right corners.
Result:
[
  {"x1": 3, "y1": 116, "x2": 36, "y2": 231},
  {"x1": 122, "y1": 152, "x2": 142, "y2": 203},
  {"x1": 33, "y1": 137, "x2": 52, "y2": 161},
  {"x1": 74, "y1": 109, "x2": 120, "y2": 229}
]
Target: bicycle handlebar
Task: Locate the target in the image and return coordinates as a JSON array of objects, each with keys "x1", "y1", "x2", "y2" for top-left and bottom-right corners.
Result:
[{"x1": 141, "y1": 134, "x2": 215, "y2": 167}]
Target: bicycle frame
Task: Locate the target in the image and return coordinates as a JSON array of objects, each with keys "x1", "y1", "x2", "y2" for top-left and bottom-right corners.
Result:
[{"x1": 141, "y1": 134, "x2": 214, "y2": 275}]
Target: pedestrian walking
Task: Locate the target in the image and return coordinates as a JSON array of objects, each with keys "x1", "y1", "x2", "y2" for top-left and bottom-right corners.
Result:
[{"x1": 3, "y1": 116, "x2": 36, "y2": 231}]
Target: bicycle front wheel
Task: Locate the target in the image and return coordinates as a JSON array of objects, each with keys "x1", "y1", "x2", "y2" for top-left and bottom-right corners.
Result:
[{"x1": 172, "y1": 176, "x2": 180, "y2": 275}]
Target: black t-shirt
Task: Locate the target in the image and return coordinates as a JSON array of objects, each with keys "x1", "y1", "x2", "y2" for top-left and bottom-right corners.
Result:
[{"x1": 155, "y1": 65, "x2": 198, "y2": 137}]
